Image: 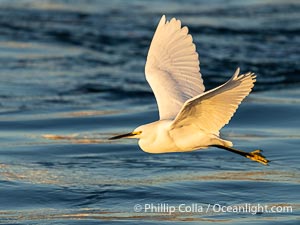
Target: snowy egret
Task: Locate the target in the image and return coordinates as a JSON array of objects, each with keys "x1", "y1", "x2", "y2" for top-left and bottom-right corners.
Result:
[{"x1": 110, "y1": 15, "x2": 269, "y2": 165}]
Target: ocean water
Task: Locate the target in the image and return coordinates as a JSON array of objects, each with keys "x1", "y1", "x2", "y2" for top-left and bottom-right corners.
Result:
[{"x1": 0, "y1": 0, "x2": 299, "y2": 224}]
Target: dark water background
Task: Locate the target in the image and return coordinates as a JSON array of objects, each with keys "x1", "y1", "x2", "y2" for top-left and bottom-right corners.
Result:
[{"x1": 0, "y1": 0, "x2": 299, "y2": 224}]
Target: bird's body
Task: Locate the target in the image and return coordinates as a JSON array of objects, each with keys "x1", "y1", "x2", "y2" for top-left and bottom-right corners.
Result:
[
  {"x1": 110, "y1": 15, "x2": 269, "y2": 165},
  {"x1": 135, "y1": 120, "x2": 230, "y2": 154}
]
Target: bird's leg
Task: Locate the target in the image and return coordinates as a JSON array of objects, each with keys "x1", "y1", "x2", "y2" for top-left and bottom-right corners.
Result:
[{"x1": 211, "y1": 145, "x2": 269, "y2": 165}]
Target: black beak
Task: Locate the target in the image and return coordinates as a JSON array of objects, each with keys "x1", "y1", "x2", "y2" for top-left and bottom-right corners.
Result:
[{"x1": 109, "y1": 132, "x2": 136, "y2": 140}]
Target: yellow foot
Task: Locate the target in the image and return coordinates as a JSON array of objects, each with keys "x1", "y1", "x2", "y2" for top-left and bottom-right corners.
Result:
[{"x1": 246, "y1": 150, "x2": 269, "y2": 165}]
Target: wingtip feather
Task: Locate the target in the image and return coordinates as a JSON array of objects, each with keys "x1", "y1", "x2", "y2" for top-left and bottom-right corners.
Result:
[
  {"x1": 159, "y1": 15, "x2": 166, "y2": 26},
  {"x1": 233, "y1": 67, "x2": 240, "y2": 79}
]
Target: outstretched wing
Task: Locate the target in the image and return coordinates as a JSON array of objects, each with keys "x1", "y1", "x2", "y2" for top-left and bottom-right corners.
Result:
[
  {"x1": 145, "y1": 15, "x2": 205, "y2": 120},
  {"x1": 171, "y1": 68, "x2": 256, "y2": 135}
]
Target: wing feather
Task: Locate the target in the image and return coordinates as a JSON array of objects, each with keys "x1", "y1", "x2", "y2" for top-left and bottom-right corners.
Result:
[
  {"x1": 171, "y1": 68, "x2": 256, "y2": 135},
  {"x1": 145, "y1": 15, "x2": 205, "y2": 120}
]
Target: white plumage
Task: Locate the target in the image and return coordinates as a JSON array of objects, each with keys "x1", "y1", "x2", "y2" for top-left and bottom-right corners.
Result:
[
  {"x1": 172, "y1": 68, "x2": 256, "y2": 136},
  {"x1": 110, "y1": 15, "x2": 269, "y2": 165},
  {"x1": 145, "y1": 15, "x2": 204, "y2": 119}
]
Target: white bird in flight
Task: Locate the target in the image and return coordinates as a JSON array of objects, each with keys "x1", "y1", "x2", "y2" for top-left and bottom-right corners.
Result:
[{"x1": 110, "y1": 15, "x2": 269, "y2": 165}]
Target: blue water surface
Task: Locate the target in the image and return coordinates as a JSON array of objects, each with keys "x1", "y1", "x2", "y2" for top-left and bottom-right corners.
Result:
[{"x1": 0, "y1": 0, "x2": 299, "y2": 224}]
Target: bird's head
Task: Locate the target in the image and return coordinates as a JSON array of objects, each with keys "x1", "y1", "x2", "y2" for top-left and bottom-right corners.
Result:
[{"x1": 109, "y1": 125, "x2": 145, "y2": 140}]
